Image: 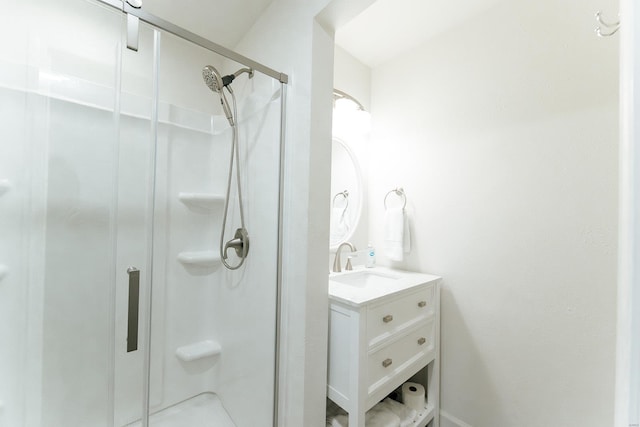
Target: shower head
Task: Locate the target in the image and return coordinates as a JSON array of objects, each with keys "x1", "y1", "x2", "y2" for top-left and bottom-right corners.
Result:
[
  {"x1": 203, "y1": 65, "x2": 253, "y2": 90},
  {"x1": 202, "y1": 65, "x2": 234, "y2": 126},
  {"x1": 202, "y1": 65, "x2": 223, "y2": 93}
]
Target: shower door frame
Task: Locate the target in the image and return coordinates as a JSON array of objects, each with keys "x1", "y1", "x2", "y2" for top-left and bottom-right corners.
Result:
[
  {"x1": 617, "y1": 0, "x2": 640, "y2": 425},
  {"x1": 97, "y1": 1, "x2": 289, "y2": 425},
  {"x1": 98, "y1": 0, "x2": 288, "y2": 85}
]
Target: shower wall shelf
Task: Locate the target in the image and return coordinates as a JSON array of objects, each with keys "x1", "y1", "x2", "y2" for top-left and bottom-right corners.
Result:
[
  {"x1": 176, "y1": 340, "x2": 222, "y2": 362},
  {"x1": 0, "y1": 179, "x2": 11, "y2": 196},
  {"x1": 177, "y1": 251, "x2": 220, "y2": 267},
  {"x1": 178, "y1": 192, "x2": 225, "y2": 210}
]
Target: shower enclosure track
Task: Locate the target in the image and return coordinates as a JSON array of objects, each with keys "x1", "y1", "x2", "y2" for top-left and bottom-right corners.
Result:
[{"x1": 95, "y1": 0, "x2": 289, "y2": 84}]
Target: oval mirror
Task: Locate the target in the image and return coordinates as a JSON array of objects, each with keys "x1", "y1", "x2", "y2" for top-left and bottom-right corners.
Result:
[{"x1": 330, "y1": 137, "x2": 363, "y2": 249}]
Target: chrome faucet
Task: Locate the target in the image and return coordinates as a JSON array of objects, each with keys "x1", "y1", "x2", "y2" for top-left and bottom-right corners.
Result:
[{"x1": 333, "y1": 242, "x2": 357, "y2": 273}]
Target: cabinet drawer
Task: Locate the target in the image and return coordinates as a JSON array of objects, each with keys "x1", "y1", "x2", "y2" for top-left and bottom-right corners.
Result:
[
  {"x1": 367, "y1": 319, "x2": 434, "y2": 394},
  {"x1": 367, "y1": 285, "x2": 434, "y2": 348}
]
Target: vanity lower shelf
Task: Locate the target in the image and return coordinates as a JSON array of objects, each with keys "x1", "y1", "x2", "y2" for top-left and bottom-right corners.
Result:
[
  {"x1": 416, "y1": 402, "x2": 436, "y2": 427},
  {"x1": 326, "y1": 396, "x2": 435, "y2": 427}
]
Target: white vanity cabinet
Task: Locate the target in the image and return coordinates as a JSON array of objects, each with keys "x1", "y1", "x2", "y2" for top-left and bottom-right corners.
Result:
[{"x1": 328, "y1": 268, "x2": 441, "y2": 427}]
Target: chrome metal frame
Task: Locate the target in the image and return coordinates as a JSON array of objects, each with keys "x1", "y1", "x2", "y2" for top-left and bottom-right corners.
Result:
[
  {"x1": 274, "y1": 82, "x2": 287, "y2": 427},
  {"x1": 95, "y1": 0, "x2": 289, "y2": 84},
  {"x1": 141, "y1": 29, "x2": 162, "y2": 427}
]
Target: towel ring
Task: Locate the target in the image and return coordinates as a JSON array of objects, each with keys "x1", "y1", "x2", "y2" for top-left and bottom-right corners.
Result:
[
  {"x1": 333, "y1": 190, "x2": 349, "y2": 207},
  {"x1": 333, "y1": 190, "x2": 349, "y2": 218},
  {"x1": 384, "y1": 188, "x2": 407, "y2": 210}
]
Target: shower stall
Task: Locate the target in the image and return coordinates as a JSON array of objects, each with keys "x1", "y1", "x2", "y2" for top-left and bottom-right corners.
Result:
[{"x1": 0, "y1": 0, "x2": 287, "y2": 426}]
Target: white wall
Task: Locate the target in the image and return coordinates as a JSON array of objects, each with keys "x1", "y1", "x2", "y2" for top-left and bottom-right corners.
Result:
[
  {"x1": 366, "y1": 0, "x2": 619, "y2": 426},
  {"x1": 234, "y1": 1, "x2": 335, "y2": 425},
  {"x1": 331, "y1": 48, "x2": 371, "y2": 261},
  {"x1": 334, "y1": 46, "x2": 371, "y2": 111}
]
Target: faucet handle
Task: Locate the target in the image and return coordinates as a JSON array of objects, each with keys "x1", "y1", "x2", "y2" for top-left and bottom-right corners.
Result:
[
  {"x1": 345, "y1": 256, "x2": 354, "y2": 271},
  {"x1": 332, "y1": 241, "x2": 357, "y2": 273}
]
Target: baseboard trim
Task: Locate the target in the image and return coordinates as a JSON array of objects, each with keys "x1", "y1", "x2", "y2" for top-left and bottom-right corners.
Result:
[{"x1": 440, "y1": 410, "x2": 474, "y2": 427}]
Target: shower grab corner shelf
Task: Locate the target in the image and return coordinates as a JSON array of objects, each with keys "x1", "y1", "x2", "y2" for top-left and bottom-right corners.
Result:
[
  {"x1": 0, "y1": 179, "x2": 11, "y2": 197},
  {"x1": 177, "y1": 251, "x2": 221, "y2": 267},
  {"x1": 178, "y1": 192, "x2": 225, "y2": 210},
  {"x1": 176, "y1": 340, "x2": 222, "y2": 362}
]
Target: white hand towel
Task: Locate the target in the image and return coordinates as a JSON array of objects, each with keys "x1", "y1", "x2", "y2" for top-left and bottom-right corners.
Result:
[
  {"x1": 327, "y1": 400, "x2": 403, "y2": 427},
  {"x1": 330, "y1": 207, "x2": 349, "y2": 241},
  {"x1": 367, "y1": 403, "x2": 402, "y2": 427},
  {"x1": 384, "y1": 207, "x2": 404, "y2": 261},
  {"x1": 381, "y1": 398, "x2": 418, "y2": 427},
  {"x1": 403, "y1": 212, "x2": 411, "y2": 254}
]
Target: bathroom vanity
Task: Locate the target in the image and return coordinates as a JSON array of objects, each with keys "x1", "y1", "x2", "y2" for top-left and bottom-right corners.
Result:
[{"x1": 327, "y1": 267, "x2": 441, "y2": 427}]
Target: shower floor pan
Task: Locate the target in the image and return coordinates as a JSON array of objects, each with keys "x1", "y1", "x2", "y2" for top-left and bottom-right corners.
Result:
[{"x1": 127, "y1": 393, "x2": 235, "y2": 427}]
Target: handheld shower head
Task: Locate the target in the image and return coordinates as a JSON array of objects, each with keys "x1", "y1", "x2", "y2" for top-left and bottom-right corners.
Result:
[
  {"x1": 202, "y1": 65, "x2": 234, "y2": 126},
  {"x1": 201, "y1": 64, "x2": 253, "y2": 270},
  {"x1": 203, "y1": 65, "x2": 254, "y2": 90},
  {"x1": 202, "y1": 65, "x2": 223, "y2": 93}
]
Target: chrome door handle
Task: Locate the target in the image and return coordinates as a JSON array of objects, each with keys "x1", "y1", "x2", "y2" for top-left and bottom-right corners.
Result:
[
  {"x1": 383, "y1": 314, "x2": 393, "y2": 323},
  {"x1": 127, "y1": 267, "x2": 140, "y2": 352}
]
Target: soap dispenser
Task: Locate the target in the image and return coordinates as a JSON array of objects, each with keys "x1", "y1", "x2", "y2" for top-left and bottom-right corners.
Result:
[{"x1": 366, "y1": 244, "x2": 376, "y2": 268}]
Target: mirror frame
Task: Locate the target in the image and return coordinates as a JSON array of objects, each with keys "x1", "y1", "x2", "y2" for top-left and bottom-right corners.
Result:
[{"x1": 330, "y1": 136, "x2": 363, "y2": 250}]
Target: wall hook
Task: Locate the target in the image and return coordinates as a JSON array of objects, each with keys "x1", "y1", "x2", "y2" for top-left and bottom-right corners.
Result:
[{"x1": 595, "y1": 11, "x2": 620, "y2": 37}]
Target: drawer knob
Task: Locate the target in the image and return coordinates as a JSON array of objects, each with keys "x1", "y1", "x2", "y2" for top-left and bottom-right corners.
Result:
[
  {"x1": 417, "y1": 337, "x2": 427, "y2": 346},
  {"x1": 382, "y1": 358, "x2": 393, "y2": 368},
  {"x1": 418, "y1": 301, "x2": 427, "y2": 308},
  {"x1": 383, "y1": 314, "x2": 393, "y2": 323}
]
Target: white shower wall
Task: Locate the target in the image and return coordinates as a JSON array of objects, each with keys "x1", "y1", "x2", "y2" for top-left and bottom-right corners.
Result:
[
  {"x1": 0, "y1": 2, "x2": 125, "y2": 425},
  {"x1": 0, "y1": 1, "x2": 282, "y2": 426}
]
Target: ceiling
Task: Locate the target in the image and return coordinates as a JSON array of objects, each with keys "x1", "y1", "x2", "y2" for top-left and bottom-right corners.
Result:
[
  {"x1": 141, "y1": 0, "x2": 502, "y2": 69},
  {"x1": 335, "y1": 0, "x2": 503, "y2": 68},
  {"x1": 142, "y1": 0, "x2": 275, "y2": 49}
]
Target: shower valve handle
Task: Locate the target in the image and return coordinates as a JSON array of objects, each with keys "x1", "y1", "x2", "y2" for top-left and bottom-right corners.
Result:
[{"x1": 223, "y1": 228, "x2": 250, "y2": 259}]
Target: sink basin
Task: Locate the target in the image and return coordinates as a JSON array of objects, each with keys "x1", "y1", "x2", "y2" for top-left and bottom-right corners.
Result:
[
  {"x1": 329, "y1": 267, "x2": 440, "y2": 306},
  {"x1": 329, "y1": 270, "x2": 402, "y2": 288}
]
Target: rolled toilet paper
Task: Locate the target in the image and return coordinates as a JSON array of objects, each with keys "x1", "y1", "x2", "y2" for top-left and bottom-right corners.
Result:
[{"x1": 401, "y1": 382, "x2": 426, "y2": 411}]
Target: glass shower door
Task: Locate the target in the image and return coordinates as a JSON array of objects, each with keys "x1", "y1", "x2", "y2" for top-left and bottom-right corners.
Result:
[
  {"x1": 0, "y1": 0, "x2": 147, "y2": 426},
  {"x1": 112, "y1": 18, "x2": 158, "y2": 427},
  {"x1": 114, "y1": 10, "x2": 284, "y2": 427},
  {"x1": 0, "y1": 1, "x2": 283, "y2": 425},
  {"x1": 139, "y1": 25, "x2": 283, "y2": 427}
]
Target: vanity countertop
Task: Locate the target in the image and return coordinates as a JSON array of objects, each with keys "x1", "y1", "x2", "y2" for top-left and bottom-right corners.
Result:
[{"x1": 328, "y1": 266, "x2": 441, "y2": 307}]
